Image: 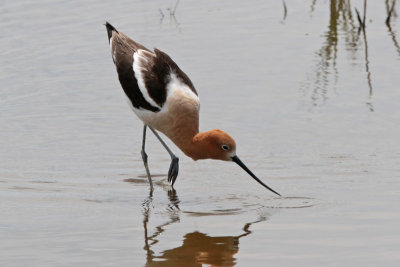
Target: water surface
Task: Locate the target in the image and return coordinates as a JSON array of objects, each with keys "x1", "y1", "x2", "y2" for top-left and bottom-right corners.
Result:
[{"x1": 1, "y1": 0, "x2": 400, "y2": 266}]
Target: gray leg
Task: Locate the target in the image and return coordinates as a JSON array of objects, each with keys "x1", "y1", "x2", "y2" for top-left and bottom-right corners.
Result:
[
  {"x1": 148, "y1": 126, "x2": 179, "y2": 186},
  {"x1": 141, "y1": 125, "x2": 153, "y2": 190}
]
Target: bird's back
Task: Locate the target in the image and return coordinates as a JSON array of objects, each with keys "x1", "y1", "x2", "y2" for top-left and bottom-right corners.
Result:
[
  {"x1": 106, "y1": 22, "x2": 160, "y2": 112},
  {"x1": 105, "y1": 22, "x2": 200, "y2": 149}
]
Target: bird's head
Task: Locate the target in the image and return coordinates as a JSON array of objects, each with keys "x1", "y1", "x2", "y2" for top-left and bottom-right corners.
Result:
[
  {"x1": 190, "y1": 129, "x2": 281, "y2": 196},
  {"x1": 196, "y1": 129, "x2": 237, "y2": 161}
]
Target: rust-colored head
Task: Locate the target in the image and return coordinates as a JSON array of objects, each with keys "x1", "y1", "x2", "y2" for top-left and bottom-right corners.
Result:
[
  {"x1": 187, "y1": 129, "x2": 281, "y2": 196},
  {"x1": 190, "y1": 129, "x2": 237, "y2": 161}
]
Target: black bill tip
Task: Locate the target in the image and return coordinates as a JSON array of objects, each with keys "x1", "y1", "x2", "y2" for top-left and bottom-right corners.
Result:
[{"x1": 231, "y1": 155, "x2": 281, "y2": 196}]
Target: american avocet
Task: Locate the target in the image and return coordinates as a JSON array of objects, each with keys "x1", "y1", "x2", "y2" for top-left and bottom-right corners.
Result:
[{"x1": 105, "y1": 22, "x2": 280, "y2": 196}]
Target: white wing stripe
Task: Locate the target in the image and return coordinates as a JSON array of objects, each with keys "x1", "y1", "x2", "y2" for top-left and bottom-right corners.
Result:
[
  {"x1": 133, "y1": 50, "x2": 161, "y2": 108},
  {"x1": 109, "y1": 36, "x2": 116, "y2": 62}
]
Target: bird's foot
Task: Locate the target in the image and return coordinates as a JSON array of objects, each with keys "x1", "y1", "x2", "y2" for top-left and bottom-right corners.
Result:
[{"x1": 168, "y1": 156, "x2": 179, "y2": 186}]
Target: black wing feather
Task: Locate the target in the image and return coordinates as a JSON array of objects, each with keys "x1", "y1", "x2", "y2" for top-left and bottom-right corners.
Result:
[{"x1": 106, "y1": 22, "x2": 197, "y2": 112}]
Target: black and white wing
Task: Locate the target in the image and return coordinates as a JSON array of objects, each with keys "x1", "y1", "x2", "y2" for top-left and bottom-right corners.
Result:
[{"x1": 105, "y1": 22, "x2": 197, "y2": 113}]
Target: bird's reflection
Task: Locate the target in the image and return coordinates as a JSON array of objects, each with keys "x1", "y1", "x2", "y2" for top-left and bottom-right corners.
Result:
[{"x1": 141, "y1": 186, "x2": 267, "y2": 267}]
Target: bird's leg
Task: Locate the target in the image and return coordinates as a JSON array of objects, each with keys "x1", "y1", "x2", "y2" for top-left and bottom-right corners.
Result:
[
  {"x1": 148, "y1": 126, "x2": 179, "y2": 186},
  {"x1": 141, "y1": 125, "x2": 153, "y2": 190}
]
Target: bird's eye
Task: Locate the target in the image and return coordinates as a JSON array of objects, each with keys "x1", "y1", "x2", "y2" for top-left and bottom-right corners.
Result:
[{"x1": 221, "y1": 144, "x2": 230, "y2": 151}]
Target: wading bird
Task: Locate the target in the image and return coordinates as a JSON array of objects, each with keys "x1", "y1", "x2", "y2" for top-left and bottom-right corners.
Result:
[{"x1": 105, "y1": 22, "x2": 280, "y2": 196}]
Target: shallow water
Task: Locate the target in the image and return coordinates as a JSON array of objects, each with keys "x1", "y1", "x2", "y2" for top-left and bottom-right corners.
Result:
[{"x1": 1, "y1": 0, "x2": 400, "y2": 266}]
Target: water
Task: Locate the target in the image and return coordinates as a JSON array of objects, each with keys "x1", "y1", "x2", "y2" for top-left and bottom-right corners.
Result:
[{"x1": 1, "y1": 0, "x2": 400, "y2": 266}]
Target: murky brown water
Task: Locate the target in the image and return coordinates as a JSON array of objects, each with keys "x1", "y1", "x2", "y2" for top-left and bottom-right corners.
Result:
[{"x1": 1, "y1": 0, "x2": 400, "y2": 266}]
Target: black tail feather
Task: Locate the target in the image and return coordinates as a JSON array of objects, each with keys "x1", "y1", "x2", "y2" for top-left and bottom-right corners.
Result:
[{"x1": 105, "y1": 21, "x2": 118, "y2": 43}]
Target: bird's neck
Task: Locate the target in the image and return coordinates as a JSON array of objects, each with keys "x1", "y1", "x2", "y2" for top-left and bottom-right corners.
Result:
[{"x1": 175, "y1": 130, "x2": 215, "y2": 161}]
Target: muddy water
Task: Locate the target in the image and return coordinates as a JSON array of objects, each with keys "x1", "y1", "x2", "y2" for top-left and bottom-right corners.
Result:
[{"x1": 1, "y1": 0, "x2": 400, "y2": 266}]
